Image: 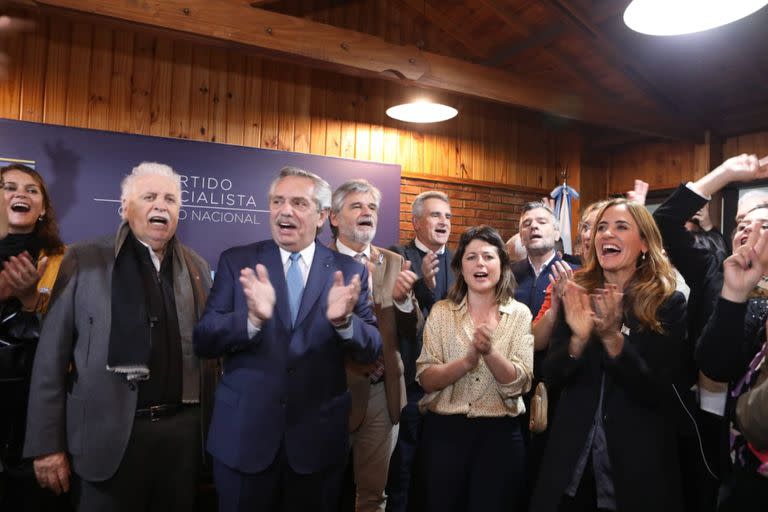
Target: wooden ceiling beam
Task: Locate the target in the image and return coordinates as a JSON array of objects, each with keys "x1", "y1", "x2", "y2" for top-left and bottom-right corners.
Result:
[
  {"x1": 477, "y1": 0, "x2": 615, "y2": 98},
  {"x1": 395, "y1": 0, "x2": 488, "y2": 61},
  {"x1": 543, "y1": 0, "x2": 707, "y2": 124},
  {"x1": 485, "y1": 22, "x2": 564, "y2": 66},
  {"x1": 33, "y1": 0, "x2": 700, "y2": 139}
]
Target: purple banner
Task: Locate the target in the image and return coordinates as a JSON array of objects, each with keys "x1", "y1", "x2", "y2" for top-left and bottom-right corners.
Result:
[{"x1": 0, "y1": 119, "x2": 401, "y2": 267}]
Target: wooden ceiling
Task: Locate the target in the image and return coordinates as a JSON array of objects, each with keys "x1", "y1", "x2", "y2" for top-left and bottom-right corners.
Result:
[{"x1": 23, "y1": 0, "x2": 768, "y2": 142}]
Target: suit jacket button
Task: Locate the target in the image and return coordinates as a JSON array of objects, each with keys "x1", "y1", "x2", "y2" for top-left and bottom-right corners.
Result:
[{"x1": 128, "y1": 383, "x2": 137, "y2": 391}]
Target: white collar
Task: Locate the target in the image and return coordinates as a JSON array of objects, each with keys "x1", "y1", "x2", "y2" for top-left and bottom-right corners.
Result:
[
  {"x1": 415, "y1": 237, "x2": 445, "y2": 255},
  {"x1": 335, "y1": 238, "x2": 371, "y2": 260},
  {"x1": 278, "y1": 242, "x2": 316, "y2": 266},
  {"x1": 135, "y1": 237, "x2": 162, "y2": 272},
  {"x1": 528, "y1": 251, "x2": 556, "y2": 276}
]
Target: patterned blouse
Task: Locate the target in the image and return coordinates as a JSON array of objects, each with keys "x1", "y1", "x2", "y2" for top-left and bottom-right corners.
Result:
[{"x1": 416, "y1": 297, "x2": 534, "y2": 417}]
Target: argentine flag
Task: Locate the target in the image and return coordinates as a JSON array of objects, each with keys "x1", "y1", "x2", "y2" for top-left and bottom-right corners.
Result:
[{"x1": 551, "y1": 183, "x2": 579, "y2": 254}]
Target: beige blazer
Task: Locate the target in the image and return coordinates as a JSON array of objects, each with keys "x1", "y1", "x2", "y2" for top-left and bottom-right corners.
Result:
[{"x1": 330, "y1": 242, "x2": 421, "y2": 430}]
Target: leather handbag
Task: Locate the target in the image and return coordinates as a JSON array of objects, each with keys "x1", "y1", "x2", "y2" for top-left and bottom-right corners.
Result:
[{"x1": 529, "y1": 381, "x2": 548, "y2": 433}]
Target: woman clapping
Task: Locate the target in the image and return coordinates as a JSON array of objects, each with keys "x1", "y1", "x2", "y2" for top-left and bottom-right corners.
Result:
[
  {"x1": 415, "y1": 225, "x2": 533, "y2": 512},
  {"x1": 531, "y1": 199, "x2": 687, "y2": 512}
]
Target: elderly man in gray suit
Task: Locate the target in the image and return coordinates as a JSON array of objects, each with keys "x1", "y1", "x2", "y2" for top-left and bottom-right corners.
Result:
[{"x1": 23, "y1": 162, "x2": 213, "y2": 511}]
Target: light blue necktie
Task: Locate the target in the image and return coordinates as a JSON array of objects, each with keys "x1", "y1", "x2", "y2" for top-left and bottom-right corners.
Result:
[{"x1": 286, "y1": 252, "x2": 304, "y2": 326}]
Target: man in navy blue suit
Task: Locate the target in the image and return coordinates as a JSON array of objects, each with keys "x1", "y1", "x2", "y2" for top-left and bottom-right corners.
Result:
[{"x1": 194, "y1": 166, "x2": 382, "y2": 512}]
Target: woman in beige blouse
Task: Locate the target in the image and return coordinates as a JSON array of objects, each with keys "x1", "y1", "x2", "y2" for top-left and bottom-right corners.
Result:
[{"x1": 415, "y1": 225, "x2": 533, "y2": 512}]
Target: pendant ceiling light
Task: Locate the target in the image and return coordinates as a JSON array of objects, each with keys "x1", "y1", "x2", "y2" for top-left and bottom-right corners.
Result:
[
  {"x1": 386, "y1": 100, "x2": 458, "y2": 123},
  {"x1": 624, "y1": 0, "x2": 768, "y2": 36}
]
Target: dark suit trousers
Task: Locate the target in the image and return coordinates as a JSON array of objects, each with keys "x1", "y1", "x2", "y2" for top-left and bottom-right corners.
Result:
[
  {"x1": 212, "y1": 442, "x2": 345, "y2": 512},
  {"x1": 385, "y1": 385, "x2": 423, "y2": 512},
  {"x1": 71, "y1": 405, "x2": 200, "y2": 512},
  {"x1": 557, "y1": 459, "x2": 612, "y2": 512}
]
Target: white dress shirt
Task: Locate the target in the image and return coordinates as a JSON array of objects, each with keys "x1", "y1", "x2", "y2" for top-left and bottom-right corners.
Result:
[{"x1": 247, "y1": 242, "x2": 353, "y2": 339}]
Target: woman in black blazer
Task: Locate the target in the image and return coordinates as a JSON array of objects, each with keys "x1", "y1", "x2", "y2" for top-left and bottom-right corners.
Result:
[{"x1": 530, "y1": 198, "x2": 687, "y2": 512}]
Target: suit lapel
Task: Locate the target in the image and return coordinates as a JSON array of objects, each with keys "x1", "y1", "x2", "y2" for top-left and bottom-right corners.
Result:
[
  {"x1": 264, "y1": 241, "x2": 292, "y2": 331},
  {"x1": 371, "y1": 245, "x2": 385, "y2": 303},
  {"x1": 295, "y1": 242, "x2": 334, "y2": 328},
  {"x1": 406, "y1": 240, "x2": 424, "y2": 278}
]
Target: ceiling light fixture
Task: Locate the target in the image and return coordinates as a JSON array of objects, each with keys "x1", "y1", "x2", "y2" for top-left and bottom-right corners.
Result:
[
  {"x1": 385, "y1": 100, "x2": 458, "y2": 123},
  {"x1": 624, "y1": 0, "x2": 768, "y2": 36}
]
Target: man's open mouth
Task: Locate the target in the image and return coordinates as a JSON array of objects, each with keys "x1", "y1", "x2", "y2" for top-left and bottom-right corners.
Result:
[{"x1": 149, "y1": 216, "x2": 168, "y2": 225}]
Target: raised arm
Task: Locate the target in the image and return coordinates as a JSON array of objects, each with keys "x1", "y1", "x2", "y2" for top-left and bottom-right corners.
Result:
[{"x1": 697, "y1": 228, "x2": 768, "y2": 381}]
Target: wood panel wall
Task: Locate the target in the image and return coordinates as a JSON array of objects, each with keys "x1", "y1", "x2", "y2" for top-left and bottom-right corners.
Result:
[
  {"x1": 605, "y1": 141, "x2": 709, "y2": 194},
  {"x1": 0, "y1": 14, "x2": 574, "y2": 194},
  {"x1": 603, "y1": 131, "x2": 768, "y2": 198},
  {"x1": 724, "y1": 130, "x2": 768, "y2": 159}
]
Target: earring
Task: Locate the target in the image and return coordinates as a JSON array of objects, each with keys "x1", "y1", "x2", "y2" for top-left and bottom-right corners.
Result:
[
  {"x1": 37, "y1": 215, "x2": 44, "y2": 222},
  {"x1": 641, "y1": 252, "x2": 647, "y2": 261}
]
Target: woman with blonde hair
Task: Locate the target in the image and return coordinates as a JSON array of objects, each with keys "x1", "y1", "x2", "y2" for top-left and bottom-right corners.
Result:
[{"x1": 531, "y1": 198, "x2": 687, "y2": 512}]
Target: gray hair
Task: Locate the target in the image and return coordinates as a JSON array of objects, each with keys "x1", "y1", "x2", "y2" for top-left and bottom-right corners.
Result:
[
  {"x1": 738, "y1": 189, "x2": 768, "y2": 214},
  {"x1": 520, "y1": 201, "x2": 559, "y2": 231},
  {"x1": 331, "y1": 179, "x2": 382, "y2": 215},
  {"x1": 120, "y1": 162, "x2": 181, "y2": 202},
  {"x1": 269, "y1": 166, "x2": 332, "y2": 212},
  {"x1": 412, "y1": 191, "x2": 449, "y2": 218}
]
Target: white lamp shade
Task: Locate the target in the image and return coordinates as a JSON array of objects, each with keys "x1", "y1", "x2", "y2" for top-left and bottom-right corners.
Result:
[
  {"x1": 624, "y1": 0, "x2": 768, "y2": 36},
  {"x1": 386, "y1": 101, "x2": 458, "y2": 123}
]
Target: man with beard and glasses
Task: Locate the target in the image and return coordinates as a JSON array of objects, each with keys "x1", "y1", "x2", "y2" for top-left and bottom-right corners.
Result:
[
  {"x1": 385, "y1": 190, "x2": 454, "y2": 512},
  {"x1": 329, "y1": 179, "x2": 420, "y2": 512},
  {"x1": 24, "y1": 162, "x2": 214, "y2": 511},
  {"x1": 194, "y1": 167, "x2": 381, "y2": 512}
]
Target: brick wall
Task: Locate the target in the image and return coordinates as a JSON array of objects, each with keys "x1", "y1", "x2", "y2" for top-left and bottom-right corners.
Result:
[{"x1": 398, "y1": 176, "x2": 545, "y2": 246}]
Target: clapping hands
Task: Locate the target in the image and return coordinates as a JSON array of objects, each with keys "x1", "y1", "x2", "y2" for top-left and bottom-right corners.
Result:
[
  {"x1": 562, "y1": 281, "x2": 625, "y2": 358},
  {"x1": 421, "y1": 251, "x2": 440, "y2": 290},
  {"x1": 0, "y1": 251, "x2": 48, "y2": 308},
  {"x1": 327, "y1": 271, "x2": 362, "y2": 326},
  {"x1": 393, "y1": 259, "x2": 418, "y2": 302},
  {"x1": 547, "y1": 260, "x2": 573, "y2": 313},
  {"x1": 240, "y1": 264, "x2": 276, "y2": 328}
]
